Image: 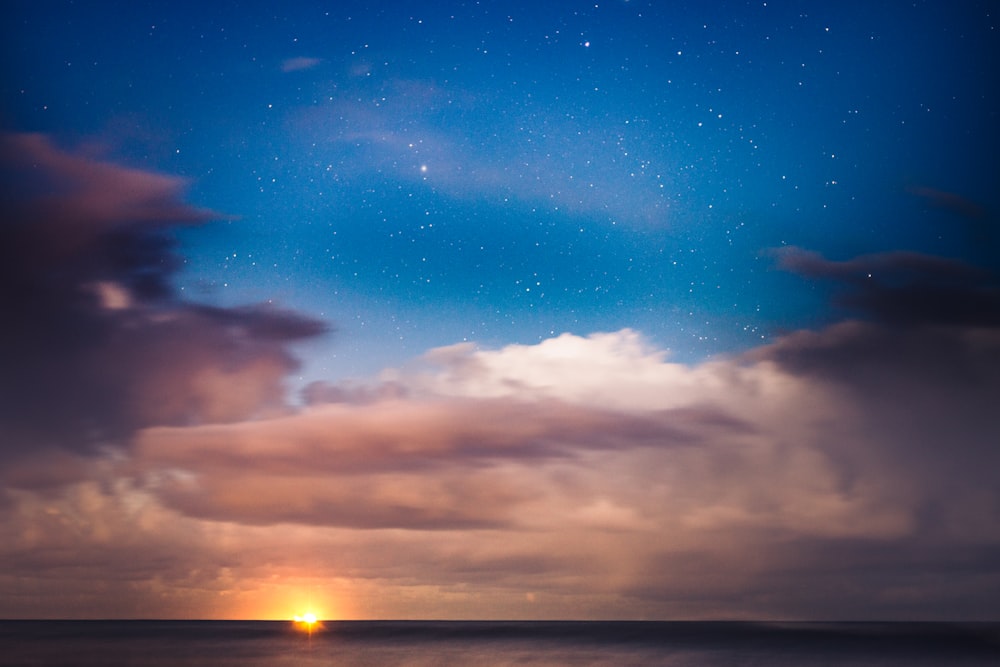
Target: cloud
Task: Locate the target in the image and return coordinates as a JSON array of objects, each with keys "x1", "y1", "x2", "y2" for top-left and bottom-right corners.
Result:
[
  {"x1": 2, "y1": 138, "x2": 998, "y2": 619},
  {"x1": 907, "y1": 185, "x2": 989, "y2": 220},
  {"x1": 0, "y1": 133, "x2": 327, "y2": 471},
  {"x1": 281, "y1": 56, "x2": 322, "y2": 73},
  {"x1": 3, "y1": 316, "x2": 998, "y2": 618},
  {"x1": 118, "y1": 316, "x2": 999, "y2": 618},
  {"x1": 289, "y1": 79, "x2": 671, "y2": 225},
  {"x1": 772, "y1": 246, "x2": 1000, "y2": 327},
  {"x1": 131, "y1": 328, "x2": 933, "y2": 537},
  {"x1": 134, "y1": 394, "x2": 746, "y2": 529},
  {"x1": 1, "y1": 133, "x2": 215, "y2": 231}
]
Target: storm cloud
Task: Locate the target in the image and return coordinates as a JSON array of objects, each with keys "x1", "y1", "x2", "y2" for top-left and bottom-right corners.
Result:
[
  {"x1": 0, "y1": 133, "x2": 326, "y2": 475},
  {"x1": 771, "y1": 246, "x2": 1000, "y2": 327}
]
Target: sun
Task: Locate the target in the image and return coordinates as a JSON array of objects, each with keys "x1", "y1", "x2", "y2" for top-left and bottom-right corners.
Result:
[
  {"x1": 292, "y1": 612, "x2": 321, "y2": 634},
  {"x1": 293, "y1": 612, "x2": 317, "y2": 624}
]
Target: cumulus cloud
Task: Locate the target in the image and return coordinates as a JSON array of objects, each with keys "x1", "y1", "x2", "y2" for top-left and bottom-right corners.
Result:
[
  {"x1": 2, "y1": 137, "x2": 998, "y2": 619},
  {"x1": 119, "y1": 316, "x2": 999, "y2": 618},
  {"x1": 0, "y1": 133, "x2": 326, "y2": 473},
  {"x1": 4, "y1": 314, "x2": 999, "y2": 618},
  {"x1": 134, "y1": 326, "x2": 975, "y2": 540}
]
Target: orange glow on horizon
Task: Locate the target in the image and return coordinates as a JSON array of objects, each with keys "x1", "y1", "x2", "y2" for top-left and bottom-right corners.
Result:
[
  {"x1": 293, "y1": 611, "x2": 322, "y2": 637},
  {"x1": 231, "y1": 577, "x2": 350, "y2": 621}
]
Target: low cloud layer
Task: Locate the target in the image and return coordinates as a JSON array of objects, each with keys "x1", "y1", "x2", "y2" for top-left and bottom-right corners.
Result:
[
  {"x1": 1, "y1": 133, "x2": 997, "y2": 620},
  {"x1": 5, "y1": 314, "x2": 997, "y2": 619},
  {"x1": 125, "y1": 320, "x2": 999, "y2": 616}
]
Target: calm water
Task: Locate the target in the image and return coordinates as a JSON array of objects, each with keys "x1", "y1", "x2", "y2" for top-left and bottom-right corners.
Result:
[{"x1": 1, "y1": 621, "x2": 998, "y2": 666}]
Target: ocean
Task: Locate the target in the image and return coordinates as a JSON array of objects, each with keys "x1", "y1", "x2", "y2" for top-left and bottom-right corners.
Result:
[{"x1": 1, "y1": 621, "x2": 998, "y2": 666}]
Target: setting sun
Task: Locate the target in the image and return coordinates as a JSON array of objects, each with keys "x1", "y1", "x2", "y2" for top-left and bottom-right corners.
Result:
[{"x1": 293, "y1": 612, "x2": 321, "y2": 635}]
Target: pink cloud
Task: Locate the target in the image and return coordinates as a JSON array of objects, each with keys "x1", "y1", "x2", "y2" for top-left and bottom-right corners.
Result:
[
  {"x1": 0, "y1": 133, "x2": 326, "y2": 465},
  {"x1": 1, "y1": 133, "x2": 213, "y2": 244},
  {"x1": 281, "y1": 56, "x2": 322, "y2": 72},
  {"x1": 2, "y1": 132, "x2": 998, "y2": 620},
  {"x1": 116, "y1": 325, "x2": 1000, "y2": 618}
]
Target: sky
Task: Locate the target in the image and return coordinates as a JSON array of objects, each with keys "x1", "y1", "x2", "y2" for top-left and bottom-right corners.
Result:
[{"x1": 1, "y1": 0, "x2": 998, "y2": 621}]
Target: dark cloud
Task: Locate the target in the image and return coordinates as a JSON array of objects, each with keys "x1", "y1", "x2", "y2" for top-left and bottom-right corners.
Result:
[
  {"x1": 771, "y1": 247, "x2": 989, "y2": 283},
  {"x1": 625, "y1": 536, "x2": 1000, "y2": 620},
  {"x1": 765, "y1": 244, "x2": 1000, "y2": 416},
  {"x1": 771, "y1": 246, "x2": 1000, "y2": 327},
  {"x1": 758, "y1": 244, "x2": 1000, "y2": 554},
  {"x1": 908, "y1": 185, "x2": 989, "y2": 221},
  {"x1": 0, "y1": 133, "x2": 326, "y2": 471}
]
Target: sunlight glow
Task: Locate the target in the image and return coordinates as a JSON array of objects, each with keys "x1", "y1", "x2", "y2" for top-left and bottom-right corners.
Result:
[{"x1": 293, "y1": 612, "x2": 319, "y2": 631}]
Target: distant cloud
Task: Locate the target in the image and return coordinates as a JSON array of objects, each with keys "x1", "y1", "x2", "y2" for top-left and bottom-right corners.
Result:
[
  {"x1": 289, "y1": 79, "x2": 672, "y2": 226},
  {"x1": 772, "y1": 246, "x2": 1000, "y2": 327},
  {"x1": 907, "y1": 185, "x2": 997, "y2": 252},
  {"x1": 281, "y1": 56, "x2": 322, "y2": 72},
  {"x1": 908, "y1": 185, "x2": 988, "y2": 220}
]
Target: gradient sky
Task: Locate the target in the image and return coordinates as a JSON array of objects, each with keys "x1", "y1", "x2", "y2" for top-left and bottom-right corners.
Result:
[{"x1": 1, "y1": 1, "x2": 999, "y2": 620}]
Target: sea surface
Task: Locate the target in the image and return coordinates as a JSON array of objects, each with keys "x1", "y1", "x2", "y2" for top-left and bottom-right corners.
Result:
[{"x1": 1, "y1": 620, "x2": 998, "y2": 666}]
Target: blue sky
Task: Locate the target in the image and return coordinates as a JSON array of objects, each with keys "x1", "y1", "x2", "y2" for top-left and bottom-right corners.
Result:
[
  {"x1": 2, "y1": 1, "x2": 999, "y2": 620},
  {"x1": 8, "y1": 0, "x2": 996, "y2": 378}
]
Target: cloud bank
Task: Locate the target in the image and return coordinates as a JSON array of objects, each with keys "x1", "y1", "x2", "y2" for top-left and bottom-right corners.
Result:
[{"x1": 1, "y1": 133, "x2": 998, "y2": 620}]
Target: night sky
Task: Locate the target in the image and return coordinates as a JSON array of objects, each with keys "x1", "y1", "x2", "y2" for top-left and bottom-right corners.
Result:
[{"x1": 1, "y1": 1, "x2": 999, "y2": 620}]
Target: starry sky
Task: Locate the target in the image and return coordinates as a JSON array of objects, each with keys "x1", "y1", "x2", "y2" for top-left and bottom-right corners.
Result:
[{"x1": 1, "y1": 1, "x2": 999, "y2": 621}]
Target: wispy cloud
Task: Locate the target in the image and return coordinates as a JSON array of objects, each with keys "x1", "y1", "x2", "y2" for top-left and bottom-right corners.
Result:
[
  {"x1": 771, "y1": 246, "x2": 1000, "y2": 326},
  {"x1": 289, "y1": 78, "x2": 672, "y2": 226},
  {"x1": 281, "y1": 56, "x2": 322, "y2": 73}
]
